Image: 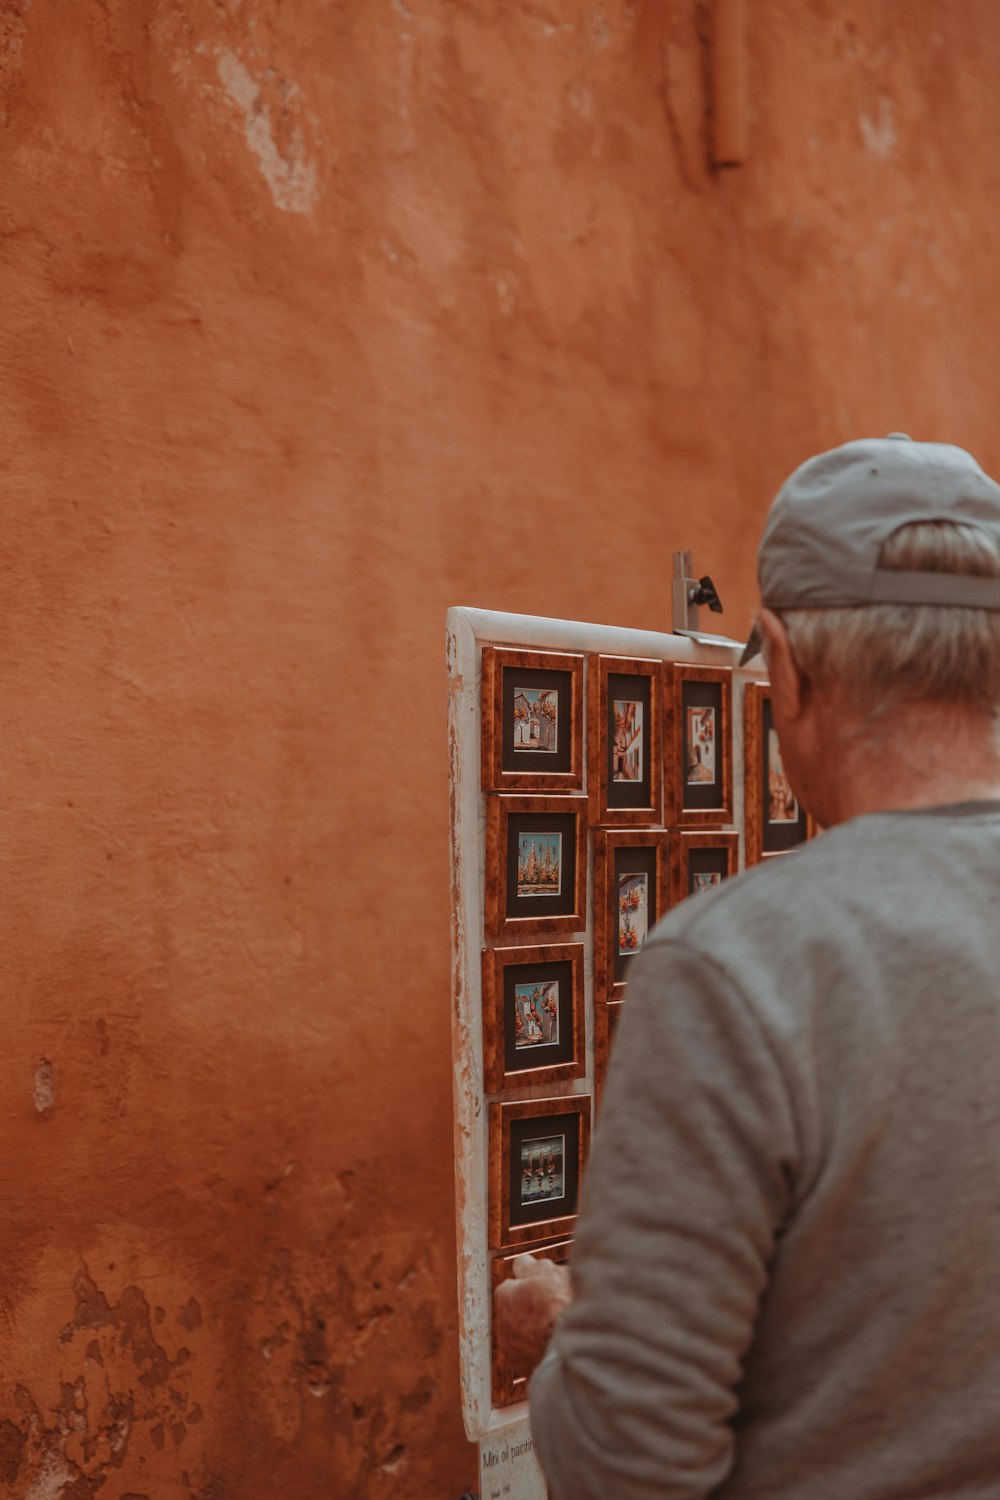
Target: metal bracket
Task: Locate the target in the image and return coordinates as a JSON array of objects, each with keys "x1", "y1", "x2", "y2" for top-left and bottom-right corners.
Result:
[{"x1": 671, "y1": 551, "x2": 738, "y2": 645}]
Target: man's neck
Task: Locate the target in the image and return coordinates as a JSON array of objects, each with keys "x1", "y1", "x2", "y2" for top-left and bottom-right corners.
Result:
[{"x1": 815, "y1": 705, "x2": 1000, "y2": 827}]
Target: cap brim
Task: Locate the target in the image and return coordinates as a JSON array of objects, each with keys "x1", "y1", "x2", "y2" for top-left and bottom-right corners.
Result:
[{"x1": 739, "y1": 621, "x2": 763, "y2": 667}]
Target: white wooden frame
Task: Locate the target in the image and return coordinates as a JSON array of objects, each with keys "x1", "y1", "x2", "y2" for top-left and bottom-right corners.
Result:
[{"x1": 447, "y1": 605, "x2": 760, "y2": 1442}]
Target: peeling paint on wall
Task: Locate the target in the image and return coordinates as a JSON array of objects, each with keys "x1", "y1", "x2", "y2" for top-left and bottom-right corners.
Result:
[
  {"x1": 860, "y1": 97, "x2": 897, "y2": 158},
  {"x1": 32, "y1": 1059, "x2": 54, "y2": 1114},
  {"x1": 216, "y1": 50, "x2": 319, "y2": 215},
  {"x1": 0, "y1": 1267, "x2": 206, "y2": 1495}
]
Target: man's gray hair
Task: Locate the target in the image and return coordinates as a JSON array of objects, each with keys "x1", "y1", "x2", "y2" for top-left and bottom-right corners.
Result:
[{"x1": 779, "y1": 521, "x2": 1000, "y2": 719}]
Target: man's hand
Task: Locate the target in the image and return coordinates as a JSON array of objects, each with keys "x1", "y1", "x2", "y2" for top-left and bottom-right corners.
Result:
[{"x1": 493, "y1": 1253, "x2": 572, "y2": 1377}]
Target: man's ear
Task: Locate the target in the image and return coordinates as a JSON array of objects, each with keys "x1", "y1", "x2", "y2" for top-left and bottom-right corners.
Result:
[{"x1": 758, "y1": 608, "x2": 804, "y2": 721}]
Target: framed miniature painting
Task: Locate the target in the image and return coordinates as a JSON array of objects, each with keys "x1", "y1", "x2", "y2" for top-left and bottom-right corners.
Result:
[
  {"x1": 593, "y1": 829, "x2": 670, "y2": 1001},
  {"x1": 587, "y1": 654, "x2": 664, "y2": 827},
  {"x1": 664, "y1": 663, "x2": 734, "y2": 826},
  {"x1": 485, "y1": 795, "x2": 588, "y2": 941},
  {"x1": 743, "y1": 682, "x2": 812, "y2": 864},
  {"x1": 670, "y1": 829, "x2": 739, "y2": 906},
  {"x1": 491, "y1": 1238, "x2": 572, "y2": 1406},
  {"x1": 482, "y1": 943, "x2": 585, "y2": 1093},
  {"x1": 593, "y1": 999, "x2": 624, "y2": 1114},
  {"x1": 488, "y1": 1095, "x2": 591, "y2": 1250},
  {"x1": 481, "y1": 647, "x2": 585, "y2": 793}
]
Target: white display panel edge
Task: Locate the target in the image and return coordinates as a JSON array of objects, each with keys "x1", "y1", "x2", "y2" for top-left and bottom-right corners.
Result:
[{"x1": 447, "y1": 604, "x2": 756, "y2": 1442}]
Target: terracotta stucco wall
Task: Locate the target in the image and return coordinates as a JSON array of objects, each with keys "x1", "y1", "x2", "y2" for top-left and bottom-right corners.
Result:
[{"x1": 2, "y1": 2, "x2": 1000, "y2": 1495}]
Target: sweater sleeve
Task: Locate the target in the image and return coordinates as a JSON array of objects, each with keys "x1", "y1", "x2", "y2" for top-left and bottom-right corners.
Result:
[{"x1": 528, "y1": 937, "x2": 801, "y2": 1500}]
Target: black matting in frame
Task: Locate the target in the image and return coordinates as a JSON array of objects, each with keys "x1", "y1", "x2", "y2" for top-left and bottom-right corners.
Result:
[
  {"x1": 502, "y1": 957, "x2": 576, "y2": 1076},
  {"x1": 681, "y1": 679, "x2": 724, "y2": 811},
  {"x1": 762, "y1": 699, "x2": 808, "y2": 852},
  {"x1": 613, "y1": 843, "x2": 659, "y2": 986},
  {"x1": 686, "y1": 844, "x2": 731, "y2": 898},
  {"x1": 504, "y1": 812, "x2": 580, "y2": 921},
  {"x1": 501, "y1": 665, "x2": 574, "y2": 776},
  {"x1": 606, "y1": 671, "x2": 653, "y2": 811},
  {"x1": 507, "y1": 1110, "x2": 582, "y2": 1231}
]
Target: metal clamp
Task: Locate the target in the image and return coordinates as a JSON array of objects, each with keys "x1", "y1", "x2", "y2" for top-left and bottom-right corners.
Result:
[{"x1": 672, "y1": 551, "x2": 724, "y2": 631}]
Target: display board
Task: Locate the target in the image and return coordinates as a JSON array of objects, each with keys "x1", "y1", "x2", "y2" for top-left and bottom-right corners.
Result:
[{"x1": 447, "y1": 607, "x2": 810, "y2": 1451}]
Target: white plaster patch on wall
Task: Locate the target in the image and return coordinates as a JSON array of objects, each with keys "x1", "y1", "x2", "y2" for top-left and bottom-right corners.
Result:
[
  {"x1": 33, "y1": 1058, "x2": 54, "y2": 1113},
  {"x1": 568, "y1": 80, "x2": 594, "y2": 120},
  {"x1": 859, "y1": 97, "x2": 896, "y2": 160},
  {"x1": 24, "y1": 1449, "x2": 74, "y2": 1500},
  {"x1": 216, "y1": 50, "x2": 319, "y2": 215},
  {"x1": 495, "y1": 273, "x2": 517, "y2": 317},
  {"x1": 589, "y1": 11, "x2": 610, "y2": 48},
  {"x1": 397, "y1": 26, "x2": 416, "y2": 150}
]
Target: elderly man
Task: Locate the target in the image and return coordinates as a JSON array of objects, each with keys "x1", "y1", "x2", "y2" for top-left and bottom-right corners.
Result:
[{"x1": 494, "y1": 436, "x2": 1000, "y2": 1499}]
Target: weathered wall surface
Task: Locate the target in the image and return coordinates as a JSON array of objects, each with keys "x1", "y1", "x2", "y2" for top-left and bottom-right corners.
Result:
[{"x1": 1, "y1": 1, "x2": 1000, "y2": 1495}]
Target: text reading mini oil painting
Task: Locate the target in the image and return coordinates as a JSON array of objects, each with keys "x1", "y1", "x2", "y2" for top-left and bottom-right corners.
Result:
[
  {"x1": 512, "y1": 688, "x2": 559, "y2": 754},
  {"x1": 686, "y1": 705, "x2": 717, "y2": 785},
  {"x1": 618, "y1": 871, "x2": 648, "y2": 956},
  {"x1": 612, "y1": 699, "x2": 644, "y2": 782},
  {"x1": 520, "y1": 1135, "x2": 566, "y2": 1205},
  {"x1": 517, "y1": 833, "x2": 562, "y2": 897},
  {"x1": 513, "y1": 980, "x2": 561, "y2": 1050}
]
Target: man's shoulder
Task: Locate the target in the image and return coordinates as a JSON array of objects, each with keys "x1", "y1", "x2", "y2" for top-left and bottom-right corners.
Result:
[
  {"x1": 629, "y1": 824, "x2": 873, "y2": 1056},
  {"x1": 656, "y1": 800, "x2": 1000, "y2": 954},
  {"x1": 644, "y1": 803, "x2": 1000, "y2": 1024},
  {"x1": 642, "y1": 815, "x2": 900, "y2": 1007},
  {"x1": 654, "y1": 821, "x2": 849, "y2": 951}
]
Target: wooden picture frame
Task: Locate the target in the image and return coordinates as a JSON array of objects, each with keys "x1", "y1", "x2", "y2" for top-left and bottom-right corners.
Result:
[
  {"x1": 491, "y1": 1239, "x2": 573, "y2": 1406},
  {"x1": 743, "y1": 682, "x2": 813, "y2": 865},
  {"x1": 481, "y1": 647, "x2": 584, "y2": 793},
  {"x1": 488, "y1": 1095, "x2": 591, "y2": 1250},
  {"x1": 485, "y1": 795, "x2": 588, "y2": 941},
  {"x1": 593, "y1": 999, "x2": 624, "y2": 1115},
  {"x1": 664, "y1": 663, "x2": 734, "y2": 827},
  {"x1": 670, "y1": 829, "x2": 739, "y2": 906},
  {"x1": 482, "y1": 943, "x2": 585, "y2": 1094},
  {"x1": 587, "y1": 654, "x2": 664, "y2": 827},
  {"x1": 593, "y1": 829, "x2": 670, "y2": 1002}
]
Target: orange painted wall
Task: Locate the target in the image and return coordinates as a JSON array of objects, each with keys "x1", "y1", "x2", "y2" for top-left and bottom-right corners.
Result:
[{"x1": 2, "y1": 2, "x2": 1000, "y2": 1495}]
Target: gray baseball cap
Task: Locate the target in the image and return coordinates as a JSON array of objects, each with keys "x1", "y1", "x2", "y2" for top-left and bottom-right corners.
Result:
[{"x1": 740, "y1": 434, "x2": 1000, "y2": 665}]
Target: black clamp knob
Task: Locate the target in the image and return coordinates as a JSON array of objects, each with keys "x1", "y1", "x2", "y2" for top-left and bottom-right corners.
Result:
[{"x1": 688, "y1": 574, "x2": 724, "y2": 614}]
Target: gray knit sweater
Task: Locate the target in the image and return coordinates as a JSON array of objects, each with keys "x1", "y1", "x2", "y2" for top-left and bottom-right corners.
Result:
[{"x1": 530, "y1": 802, "x2": 1000, "y2": 1499}]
